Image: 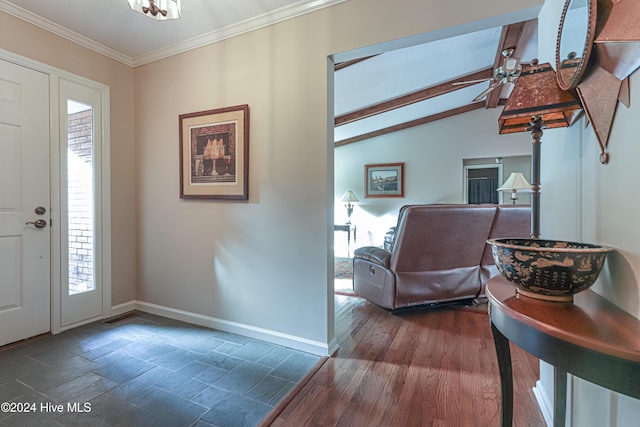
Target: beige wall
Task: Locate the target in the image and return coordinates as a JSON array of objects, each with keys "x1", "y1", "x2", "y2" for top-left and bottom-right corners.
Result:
[
  {"x1": 0, "y1": 12, "x2": 136, "y2": 306},
  {"x1": 133, "y1": 0, "x2": 543, "y2": 350}
]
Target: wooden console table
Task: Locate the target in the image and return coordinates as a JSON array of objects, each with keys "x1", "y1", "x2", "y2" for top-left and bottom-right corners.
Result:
[{"x1": 486, "y1": 276, "x2": 640, "y2": 427}]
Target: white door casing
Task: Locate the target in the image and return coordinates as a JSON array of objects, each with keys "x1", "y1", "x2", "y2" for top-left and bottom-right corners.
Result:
[{"x1": 0, "y1": 59, "x2": 51, "y2": 346}]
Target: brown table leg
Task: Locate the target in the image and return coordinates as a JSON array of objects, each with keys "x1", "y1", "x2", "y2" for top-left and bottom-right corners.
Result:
[{"x1": 491, "y1": 321, "x2": 513, "y2": 427}]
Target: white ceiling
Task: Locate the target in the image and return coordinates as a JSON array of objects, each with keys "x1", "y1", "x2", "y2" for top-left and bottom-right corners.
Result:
[{"x1": 0, "y1": 0, "x2": 346, "y2": 66}]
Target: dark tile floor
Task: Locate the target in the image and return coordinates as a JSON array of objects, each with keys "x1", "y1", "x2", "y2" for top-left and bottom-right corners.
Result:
[{"x1": 0, "y1": 311, "x2": 320, "y2": 427}]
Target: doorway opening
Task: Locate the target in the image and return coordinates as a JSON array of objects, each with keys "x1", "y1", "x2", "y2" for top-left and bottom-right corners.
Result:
[{"x1": 464, "y1": 164, "x2": 503, "y2": 204}]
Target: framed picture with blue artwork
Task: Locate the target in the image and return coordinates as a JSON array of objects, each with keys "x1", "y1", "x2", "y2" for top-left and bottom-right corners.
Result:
[{"x1": 364, "y1": 163, "x2": 404, "y2": 198}]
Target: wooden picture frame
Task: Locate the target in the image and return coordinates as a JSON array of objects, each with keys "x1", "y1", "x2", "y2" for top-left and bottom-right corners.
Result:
[
  {"x1": 179, "y1": 104, "x2": 249, "y2": 200},
  {"x1": 364, "y1": 163, "x2": 405, "y2": 198}
]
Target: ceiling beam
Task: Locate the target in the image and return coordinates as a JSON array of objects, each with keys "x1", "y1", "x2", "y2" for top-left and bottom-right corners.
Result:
[
  {"x1": 335, "y1": 67, "x2": 493, "y2": 127},
  {"x1": 335, "y1": 102, "x2": 486, "y2": 147},
  {"x1": 334, "y1": 55, "x2": 377, "y2": 71},
  {"x1": 485, "y1": 22, "x2": 526, "y2": 108}
]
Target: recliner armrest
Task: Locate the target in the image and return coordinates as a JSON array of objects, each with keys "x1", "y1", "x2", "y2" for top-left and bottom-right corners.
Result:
[
  {"x1": 383, "y1": 227, "x2": 396, "y2": 251},
  {"x1": 354, "y1": 246, "x2": 391, "y2": 268}
]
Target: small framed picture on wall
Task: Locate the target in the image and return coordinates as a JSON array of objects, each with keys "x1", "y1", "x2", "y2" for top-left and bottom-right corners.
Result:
[{"x1": 364, "y1": 163, "x2": 404, "y2": 198}]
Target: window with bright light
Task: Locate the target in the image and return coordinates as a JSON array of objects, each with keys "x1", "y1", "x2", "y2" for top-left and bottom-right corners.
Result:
[{"x1": 67, "y1": 100, "x2": 95, "y2": 295}]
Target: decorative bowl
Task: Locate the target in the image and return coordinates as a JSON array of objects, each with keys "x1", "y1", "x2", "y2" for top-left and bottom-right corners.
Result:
[{"x1": 487, "y1": 238, "x2": 613, "y2": 302}]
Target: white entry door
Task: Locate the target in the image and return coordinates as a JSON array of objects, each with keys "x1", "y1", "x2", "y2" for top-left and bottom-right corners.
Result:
[{"x1": 0, "y1": 59, "x2": 51, "y2": 346}]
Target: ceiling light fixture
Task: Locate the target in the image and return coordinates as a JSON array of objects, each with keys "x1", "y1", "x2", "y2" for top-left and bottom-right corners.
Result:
[{"x1": 127, "y1": 0, "x2": 181, "y2": 21}]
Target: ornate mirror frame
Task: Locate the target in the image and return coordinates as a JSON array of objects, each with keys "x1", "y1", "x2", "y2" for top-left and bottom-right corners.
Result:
[{"x1": 555, "y1": 0, "x2": 597, "y2": 90}]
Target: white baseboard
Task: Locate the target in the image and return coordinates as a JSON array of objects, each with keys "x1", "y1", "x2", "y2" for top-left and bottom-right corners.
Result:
[
  {"x1": 533, "y1": 380, "x2": 553, "y2": 427},
  {"x1": 109, "y1": 300, "x2": 136, "y2": 318},
  {"x1": 133, "y1": 300, "x2": 330, "y2": 356}
]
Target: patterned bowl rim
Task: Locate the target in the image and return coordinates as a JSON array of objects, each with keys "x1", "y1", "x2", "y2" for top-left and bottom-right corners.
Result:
[{"x1": 486, "y1": 238, "x2": 614, "y2": 254}]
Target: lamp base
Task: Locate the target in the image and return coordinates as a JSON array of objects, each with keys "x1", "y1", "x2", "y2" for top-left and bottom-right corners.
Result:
[
  {"x1": 510, "y1": 191, "x2": 518, "y2": 205},
  {"x1": 345, "y1": 204, "x2": 354, "y2": 223}
]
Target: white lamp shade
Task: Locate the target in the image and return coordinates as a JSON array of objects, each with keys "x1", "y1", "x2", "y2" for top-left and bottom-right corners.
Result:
[
  {"x1": 498, "y1": 173, "x2": 532, "y2": 192},
  {"x1": 341, "y1": 191, "x2": 359, "y2": 203},
  {"x1": 128, "y1": 0, "x2": 181, "y2": 20}
]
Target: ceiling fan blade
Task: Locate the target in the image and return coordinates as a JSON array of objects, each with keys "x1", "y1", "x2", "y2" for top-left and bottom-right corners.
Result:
[
  {"x1": 452, "y1": 78, "x2": 493, "y2": 86},
  {"x1": 473, "y1": 81, "x2": 501, "y2": 102}
]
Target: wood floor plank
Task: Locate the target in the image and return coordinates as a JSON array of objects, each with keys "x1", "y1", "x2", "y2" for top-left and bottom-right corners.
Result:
[{"x1": 261, "y1": 295, "x2": 545, "y2": 426}]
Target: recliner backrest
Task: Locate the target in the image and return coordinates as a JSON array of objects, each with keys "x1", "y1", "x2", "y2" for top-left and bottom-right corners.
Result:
[
  {"x1": 480, "y1": 205, "x2": 532, "y2": 266},
  {"x1": 390, "y1": 205, "x2": 498, "y2": 272}
]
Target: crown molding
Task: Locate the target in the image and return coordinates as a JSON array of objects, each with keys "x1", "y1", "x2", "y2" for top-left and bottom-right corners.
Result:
[
  {"x1": 0, "y1": 0, "x2": 348, "y2": 68},
  {"x1": 133, "y1": 0, "x2": 347, "y2": 66},
  {"x1": 0, "y1": 1, "x2": 134, "y2": 66}
]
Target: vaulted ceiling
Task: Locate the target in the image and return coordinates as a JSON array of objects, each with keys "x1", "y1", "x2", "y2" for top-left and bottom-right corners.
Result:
[{"x1": 334, "y1": 19, "x2": 539, "y2": 145}]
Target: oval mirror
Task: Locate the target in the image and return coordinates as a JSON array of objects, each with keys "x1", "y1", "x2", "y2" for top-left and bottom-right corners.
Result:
[{"x1": 555, "y1": 0, "x2": 597, "y2": 90}]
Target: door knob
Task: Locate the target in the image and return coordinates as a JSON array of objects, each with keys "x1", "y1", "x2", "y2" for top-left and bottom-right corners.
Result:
[{"x1": 26, "y1": 219, "x2": 47, "y2": 229}]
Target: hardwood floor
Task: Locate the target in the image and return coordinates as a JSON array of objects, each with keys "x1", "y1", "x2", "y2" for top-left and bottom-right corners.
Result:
[{"x1": 261, "y1": 295, "x2": 545, "y2": 426}]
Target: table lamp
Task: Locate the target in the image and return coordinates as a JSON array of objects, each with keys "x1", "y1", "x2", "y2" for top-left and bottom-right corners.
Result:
[
  {"x1": 498, "y1": 173, "x2": 532, "y2": 204},
  {"x1": 341, "y1": 191, "x2": 359, "y2": 225}
]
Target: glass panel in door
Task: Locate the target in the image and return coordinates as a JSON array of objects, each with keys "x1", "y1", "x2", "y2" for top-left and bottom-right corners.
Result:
[
  {"x1": 67, "y1": 100, "x2": 95, "y2": 295},
  {"x1": 60, "y1": 77, "x2": 103, "y2": 328}
]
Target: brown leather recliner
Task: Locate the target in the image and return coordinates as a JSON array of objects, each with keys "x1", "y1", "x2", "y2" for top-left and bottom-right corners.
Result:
[{"x1": 353, "y1": 204, "x2": 531, "y2": 311}]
